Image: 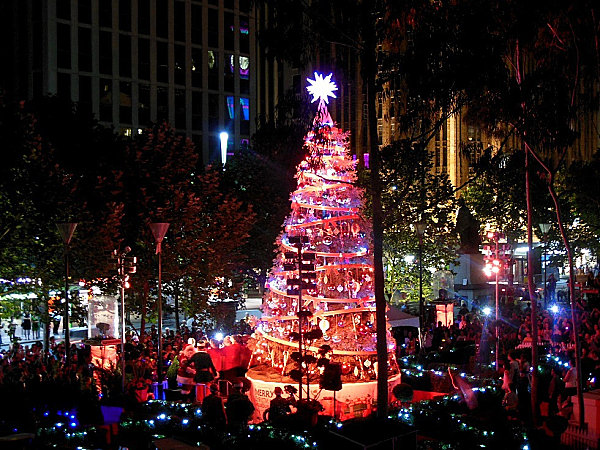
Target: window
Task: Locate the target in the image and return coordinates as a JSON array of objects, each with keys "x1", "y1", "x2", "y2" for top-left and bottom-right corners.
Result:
[
  {"x1": 226, "y1": 96, "x2": 235, "y2": 119},
  {"x1": 119, "y1": 34, "x2": 131, "y2": 78},
  {"x1": 240, "y1": 77, "x2": 249, "y2": 95},
  {"x1": 191, "y1": 5, "x2": 202, "y2": 45},
  {"x1": 157, "y1": 0, "x2": 168, "y2": 39},
  {"x1": 239, "y1": 0, "x2": 251, "y2": 13},
  {"x1": 157, "y1": 41, "x2": 169, "y2": 83},
  {"x1": 99, "y1": 31, "x2": 112, "y2": 75},
  {"x1": 174, "y1": 45, "x2": 186, "y2": 86},
  {"x1": 175, "y1": 89, "x2": 186, "y2": 129},
  {"x1": 240, "y1": 97, "x2": 250, "y2": 135},
  {"x1": 99, "y1": 1, "x2": 112, "y2": 28},
  {"x1": 138, "y1": 39, "x2": 150, "y2": 80},
  {"x1": 157, "y1": 86, "x2": 168, "y2": 123},
  {"x1": 56, "y1": 0, "x2": 70, "y2": 21},
  {"x1": 120, "y1": 82, "x2": 132, "y2": 124},
  {"x1": 208, "y1": 9, "x2": 219, "y2": 48},
  {"x1": 239, "y1": 56, "x2": 249, "y2": 80},
  {"x1": 192, "y1": 91, "x2": 202, "y2": 130},
  {"x1": 191, "y1": 47, "x2": 202, "y2": 88},
  {"x1": 138, "y1": 84, "x2": 151, "y2": 126},
  {"x1": 57, "y1": 23, "x2": 71, "y2": 69},
  {"x1": 78, "y1": 0, "x2": 92, "y2": 24},
  {"x1": 224, "y1": 13, "x2": 234, "y2": 51},
  {"x1": 78, "y1": 27, "x2": 92, "y2": 72},
  {"x1": 138, "y1": 0, "x2": 150, "y2": 35},
  {"x1": 174, "y1": 2, "x2": 186, "y2": 42},
  {"x1": 119, "y1": 0, "x2": 131, "y2": 31},
  {"x1": 224, "y1": 54, "x2": 234, "y2": 92},
  {"x1": 208, "y1": 50, "x2": 219, "y2": 90},
  {"x1": 240, "y1": 16, "x2": 249, "y2": 54},
  {"x1": 208, "y1": 93, "x2": 219, "y2": 129},
  {"x1": 99, "y1": 79, "x2": 112, "y2": 122}
]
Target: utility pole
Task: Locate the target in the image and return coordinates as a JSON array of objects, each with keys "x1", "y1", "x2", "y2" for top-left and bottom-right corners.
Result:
[{"x1": 113, "y1": 247, "x2": 136, "y2": 392}]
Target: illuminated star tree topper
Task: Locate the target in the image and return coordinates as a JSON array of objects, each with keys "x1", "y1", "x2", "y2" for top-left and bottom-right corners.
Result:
[
  {"x1": 306, "y1": 72, "x2": 338, "y2": 105},
  {"x1": 306, "y1": 72, "x2": 337, "y2": 126}
]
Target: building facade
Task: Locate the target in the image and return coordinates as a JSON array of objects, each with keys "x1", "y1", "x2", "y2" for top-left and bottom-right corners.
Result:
[{"x1": 1, "y1": 0, "x2": 260, "y2": 165}]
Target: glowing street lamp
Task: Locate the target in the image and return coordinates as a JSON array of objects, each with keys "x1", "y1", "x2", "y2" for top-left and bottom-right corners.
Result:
[
  {"x1": 220, "y1": 132, "x2": 229, "y2": 166},
  {"x1": 150, "y1": 222, "x2": 170, "y2": 395}
]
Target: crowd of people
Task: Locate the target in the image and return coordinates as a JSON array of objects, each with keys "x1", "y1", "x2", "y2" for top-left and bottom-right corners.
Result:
[
  {"x1": 395, "y1": 288, "x2": 600, "y2": 424},
  {"x1": 2, "y1": 289, "x2": 600, "y2": 432}
]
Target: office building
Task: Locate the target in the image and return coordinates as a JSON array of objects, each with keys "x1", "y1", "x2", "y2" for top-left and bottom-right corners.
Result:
[{"x1": 1, "y1": 0, "x2": 258, "y2": 164}]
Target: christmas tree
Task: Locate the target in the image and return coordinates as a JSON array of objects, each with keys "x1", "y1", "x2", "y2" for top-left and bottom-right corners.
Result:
[{"x1": 248, "y1": 73, "x2": 400, "y2": 419}]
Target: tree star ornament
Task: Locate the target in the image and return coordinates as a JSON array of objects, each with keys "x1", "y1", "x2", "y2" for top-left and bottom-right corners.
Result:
[{"x1": 306, "y1": 72, "x2": 338, "y2": 105}]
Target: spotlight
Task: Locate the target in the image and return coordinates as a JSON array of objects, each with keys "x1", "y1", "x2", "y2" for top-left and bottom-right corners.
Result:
[
  {"x1": 550, "y1": 304, "x2": 559, "y2": 314},
  {"x1": 482, "y1": 307, "x2": 492, "y2": 317}
]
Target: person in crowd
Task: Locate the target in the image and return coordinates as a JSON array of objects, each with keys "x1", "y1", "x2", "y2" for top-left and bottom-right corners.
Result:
[
  {"x1": 546, "y1": 273, "x2": 557, "y2": 303},
  {"x1": 502, "y1": 383, "x2": 519, "y2": 416},
  {"x1": 21, "y1": 315, "x2": 31, "y2": 340},
  {"x1": 225, "y1": 381, "x2": 255, "y2": 432},
  {"x1": 548, "y1": 366, "x2": 565, "y2": 416},
  {"x1": 189, "y1": 341, "x2": 218, "y2": 402},
  {"x1": 267, "y1": 386, "x2": 292, "y2": 424},
  {"x1": 563, "y1": 358, "x2": 578, "y2": 397},
  {"x1": 201, "y1": 383, "x2": 227, "y2": 430}
]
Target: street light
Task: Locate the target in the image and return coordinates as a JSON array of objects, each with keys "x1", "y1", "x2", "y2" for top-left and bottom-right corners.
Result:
[
  {"x1": 56, "y1": 222, "x2": 78, "y2": 365},
  {"x1": 539, "y1": 223, "x2": 551, "y2": 307},
  {"x1": 150, "y1": 222, "x2": 170, "y2": 397},
  {"x1": 415, "y1": 221, "x2": 426, "y2": 333},
  {"x1": 220, "y1": 132, "x2": 229, "y2": 166}
]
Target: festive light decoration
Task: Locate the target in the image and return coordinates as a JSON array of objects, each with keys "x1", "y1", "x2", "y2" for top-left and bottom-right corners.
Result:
[
  {"x1": 306, "y1": 72, "x2": 338, "y2": 105},
  {"x1": 248, "y1": 72, "x2": 399, "y2": 420}
]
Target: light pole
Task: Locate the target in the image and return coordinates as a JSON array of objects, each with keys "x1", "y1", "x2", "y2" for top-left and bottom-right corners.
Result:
[
  {"x1": 415, "y1": 221, "x2": 426, "y2": 333},
  {"x1": 539, "y1": 223, "x2": 551, "y2": 307},
  {"x1": 116, "y1": 246, "x2": 135, "y2": 392},
  {"x1": 56, "y1": 222, "x2": 78, "y2": 365},
  {"x1": 150, "y1": 222, "x2": 169, "y2": 396}
]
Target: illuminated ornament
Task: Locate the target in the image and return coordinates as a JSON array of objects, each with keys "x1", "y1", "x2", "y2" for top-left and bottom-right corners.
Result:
[
  {"x1": 319, "y1": 319, "x2": 330, "y2": 332},
  {"x1": 306, "y1": 72, "x2": 338, "y2": 105},
  {"x1": 337, "y1": 285, "x2": 344, "y2": 293},
  {"x1": 364, "y1": 359, "x2": 371, "y2": 368},
  {"x1": 354, "y1": 366, "x2": 360, "y2": 377},
  {"x1": 323, "y1": 236, "x2": 333, "y2": 246}
]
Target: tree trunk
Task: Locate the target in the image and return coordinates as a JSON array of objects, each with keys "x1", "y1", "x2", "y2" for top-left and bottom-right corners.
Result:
[
  {"x1": 525, "y1": 149, "x2": 539, "y2": 425},
  {"x1": 140, "y1": 279, "x2": 149, "y2": 341},
  {"x1": 361, "y1": 1, "x2": 388, "y2": 418},
  {"x1": 547, "y1": 173, "x2": 585, "y2": 428},
  {"x1": 526, "y1": 143, "x2": 586, "y2": 428},
  {"x1": 174, "y1": 286, "x2": 180, "y2": 330},
  {"x1": 43, "y1": 294, "x2": 51, "y2": 360}
]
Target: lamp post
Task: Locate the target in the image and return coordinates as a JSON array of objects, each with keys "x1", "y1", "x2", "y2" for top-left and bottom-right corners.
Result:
[
  {"x1": 150, "y1": 222, "x2": 169, "y2": 395},
  {"x1": 415, "y1": 221, "x2": 427, "y2": 333},
  {"x1": 539, "y1": 223, "x2": 551, "y2": 307},
  {"x1": 56, "y1": 223, "x2": 78, "y2": 365}
]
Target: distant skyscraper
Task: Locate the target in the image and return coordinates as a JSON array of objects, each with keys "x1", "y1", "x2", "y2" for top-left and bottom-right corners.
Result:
[{"x1": 0, "y1": 0, "x2": 256, "y2": 164}]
